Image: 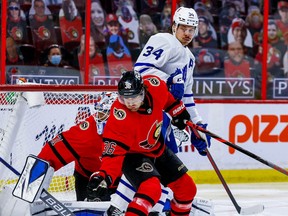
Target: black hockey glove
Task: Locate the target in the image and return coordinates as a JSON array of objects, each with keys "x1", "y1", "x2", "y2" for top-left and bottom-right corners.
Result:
[
  {"x1": 86, "y1": 172, "x2": 110, "y2": 202},
  {"x1": 166, "y1": 100, "x2": 190, "y2": 130}
]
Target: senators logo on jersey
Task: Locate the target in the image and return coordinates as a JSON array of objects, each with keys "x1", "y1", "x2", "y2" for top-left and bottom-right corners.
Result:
[
  {"x1": 139, "y1": 121, "x2": 162, "y2": 149},
  {"x1": 114, "y1": 107, "x2": 126, "y2": 120},
  {"x1": 79, "y1": 121, "x2": 89, "y2": 130},
  {"x1": 146, "y1": 77, "x2": 160, "y2": 86}
]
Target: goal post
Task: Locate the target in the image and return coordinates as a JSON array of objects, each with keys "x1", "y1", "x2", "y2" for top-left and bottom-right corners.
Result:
[{"x1": 0, "y1": 85, "x2": 117, "y2": 203}]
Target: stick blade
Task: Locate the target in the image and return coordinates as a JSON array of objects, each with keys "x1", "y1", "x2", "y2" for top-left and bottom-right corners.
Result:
[{"x1": 240, "y1": 204, "x2": 264, "y2": 215}]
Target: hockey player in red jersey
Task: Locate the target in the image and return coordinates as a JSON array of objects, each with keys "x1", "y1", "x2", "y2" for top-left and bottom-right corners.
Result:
[
  {"x1": 87, "y1": 70, "x2": 198, "y2": 216},
  {"x1": 37, "y1": 92, "x2": 118, "y2": 201}
]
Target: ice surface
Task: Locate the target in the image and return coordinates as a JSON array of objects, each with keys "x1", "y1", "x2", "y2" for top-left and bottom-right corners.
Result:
[{"x1": 196, "y1": 182, "x2": 288, "y2": 216}]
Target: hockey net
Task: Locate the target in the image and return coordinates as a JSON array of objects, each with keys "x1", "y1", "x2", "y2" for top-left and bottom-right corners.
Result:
[{"x1": 0, "y1": 86, "x2": 115, "y2": 202}]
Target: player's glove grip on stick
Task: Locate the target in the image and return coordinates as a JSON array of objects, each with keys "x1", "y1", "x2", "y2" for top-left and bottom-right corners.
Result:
[
  {"x1": 191, "y1": 123, "x2": 211, "y2": 156},
  {"x1": 166, "y1": 100, "x2": 190, "y2": 130},
  {"x1": 86, "y1": 172, "x2": 110, "y2": 201}
]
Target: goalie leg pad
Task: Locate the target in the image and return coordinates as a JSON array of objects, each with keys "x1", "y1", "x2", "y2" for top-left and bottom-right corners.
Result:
[
  {"x1": 12, "y1": 155, "x2": 54, "y2": 203},
  {"x1": 0, "y1": 186, "x2": 32, "y2": 216}
]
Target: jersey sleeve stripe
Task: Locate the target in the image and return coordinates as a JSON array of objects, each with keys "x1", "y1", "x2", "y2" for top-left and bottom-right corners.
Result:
[
  {"x1": 61, "y1": 134, "x2": 93, "y2": 177},
  {"x1": 184, "y1": 102, "x2": 196, "y2": 107},
  {"x1": 183, "y1": 93, "x2": 194, "y2": 97}
]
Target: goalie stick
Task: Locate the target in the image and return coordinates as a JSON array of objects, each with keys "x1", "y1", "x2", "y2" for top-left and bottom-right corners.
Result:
[
  {"x1": 185, "y1": 121, "x2": 288, "y2": 176},
  {"x1": 205, "y1": 149, "x2": 264, "y2": 215},
  {"x1": 0, "y1": 157, "x2": 75, "y2": 216}
]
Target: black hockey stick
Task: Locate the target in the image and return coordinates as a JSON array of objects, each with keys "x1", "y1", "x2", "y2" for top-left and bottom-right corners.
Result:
[
  {"x1": 0, "y1": 157, "x2": 75, "y2": 216},
  {"x1": 206, "y1": 149, "x2": 264, "y2": 215},
  {"x1": 185, "y1": 121, "x2": 288, "y2": 176}
]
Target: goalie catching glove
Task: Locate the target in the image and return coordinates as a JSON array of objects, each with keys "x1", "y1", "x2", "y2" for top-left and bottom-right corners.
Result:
[
  {"x1": 86, "y1": 171, "x2": 111, "y2": 202},
  {"x1": 191, "y1": 123, "x2": 211, "y2": 156},
  {"x1": 166, "y1": 100, "x2": 190, "y2": 130}
]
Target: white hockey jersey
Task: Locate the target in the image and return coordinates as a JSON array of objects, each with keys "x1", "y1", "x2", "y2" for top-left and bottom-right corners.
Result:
[{"x1": 134, "y1": 33, "x2": 202, "y2": 124}]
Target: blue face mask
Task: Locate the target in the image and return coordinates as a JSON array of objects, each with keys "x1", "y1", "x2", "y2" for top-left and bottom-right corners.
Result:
[{"x1": 50, "y1": 55, "x2": 62, "y2": 65}]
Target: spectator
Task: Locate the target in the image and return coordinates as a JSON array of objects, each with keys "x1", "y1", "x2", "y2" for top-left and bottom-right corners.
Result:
[
  {"x1": 139, "y1": 14, "x2": 158, "y2": 49},
  {"x1": 267, "y1": 19, "x2": 286, "y2": 66},
  {"x1": 224, "y1": 41, "x2": 261, "y2": 98},
  {"x1": 59, "y1": 0, "x2": 83, "y2": 52},
  {"x1": 255, "y1": 19, "x2": 285, "y2": 71},
  {"x1": 222, "y1": 0, "x2": 245, "y2": 14},
  {"x1": 245, "y1": 5, "x2": 263, "y2": 37},
  {"x1": 275, "y1": 0, "x2": 288, "y2": 45},
  {"x1": 219, "y1": 2, "x2": 240, "y2": 48},
  {"x1": 43, "y1": 44, "x2": 71, "y2": 68},
  {"x1": 77, "y1": 34, "x2": 106, "y2": 83},
  {"x1": 193, "y1": 16, "x2": 218, "y2": 48},
  {"x1": 118, "y1": 1, "x2": 140, "y2": 49},
  {"x1": 7, "y1": 0, "x2": 30, "y2": 45},
  {"x1": 105, "y1": 13, "x2": 128, "y2": 43},
  {"x1": 227, "y1": 17, "x2": 253, "y2": 56},
  {"x1": 44, "y1": 0, "x2": 62, "y2": 5},
  {"x1": 160, "y1": 4, "x2": 171, "y2": 32},
  {"x1": 6, "y1": 37, "x2": 25, "y2": 84},
  {"x1": 6, "y1": 37, "x2": 25, "y2": 66},
  {"x1": 29, "y1": 0, "x2": 57, "y2": 52},
  {"x1": 284, "y1": 48, "x2": 288, "y2": 77},
  {"x1": 90, "y1": 0, "x2": 108, "y2": 50},
  {"x1": 106, "y1": 34, "x2": 133, "y2": 78},
  {"x1": 194, "y1": 1, "x2": 214, "y2": 23}
]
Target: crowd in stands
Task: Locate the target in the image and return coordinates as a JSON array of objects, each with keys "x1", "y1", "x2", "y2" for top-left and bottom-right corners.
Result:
[{"x1": 3, "y1": 0, "x2": 288, "y2": 97}]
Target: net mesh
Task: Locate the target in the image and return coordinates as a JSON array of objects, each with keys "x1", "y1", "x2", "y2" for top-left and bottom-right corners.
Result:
[{"x1": 0, "y1": 90, "x2": 106, "y2": 201}]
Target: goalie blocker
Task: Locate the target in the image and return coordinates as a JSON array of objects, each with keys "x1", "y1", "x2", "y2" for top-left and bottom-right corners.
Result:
[{"x1": 13, "y1": 155, "x2": 54, "y2": 203}]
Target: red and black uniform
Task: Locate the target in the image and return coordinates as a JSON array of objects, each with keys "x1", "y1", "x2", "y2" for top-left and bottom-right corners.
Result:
[
  {"x1": 29, "y1": 14, "x2": 57, "y2": 51},
  {"x1": 99, "y1": 75, "x2": 196, "y2": 216},
  {"x1": 37, "y1": 115, "x2": 103, "y2": 201},
  {"x1": 7, "y1": 17, "x2": 29, "y2": 44}
]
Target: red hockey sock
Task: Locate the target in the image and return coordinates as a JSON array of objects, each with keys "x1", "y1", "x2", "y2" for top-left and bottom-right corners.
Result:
[
  {"x1": 168, "y1": 173, "x2": 197, "y2": 216},
  {"x1": 126, "y1": 177, "x2": 161, "y2": 216}
]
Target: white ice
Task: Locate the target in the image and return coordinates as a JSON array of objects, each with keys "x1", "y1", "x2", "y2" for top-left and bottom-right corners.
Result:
[{"x1": 197, "y1": 182, "x2": 288, "y2": 216}]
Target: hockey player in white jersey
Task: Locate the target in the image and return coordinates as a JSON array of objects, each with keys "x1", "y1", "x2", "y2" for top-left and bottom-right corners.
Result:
[{"x1": 135, "y1": 6, "x2": 211, "y2": 158}]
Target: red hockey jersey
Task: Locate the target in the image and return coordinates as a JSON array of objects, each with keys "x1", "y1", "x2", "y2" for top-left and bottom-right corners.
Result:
[
  {"x1": 100, "y1": 75, "x2": 180, "y2": 183},
  {"x1": 38, "y1": 115, "x2": 102, "y2": 178}
]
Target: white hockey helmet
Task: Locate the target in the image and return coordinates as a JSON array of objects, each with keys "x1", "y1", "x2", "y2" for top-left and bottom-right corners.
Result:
[{"x1": 173, "y1": 7, "x2": 199, "y2": 36}]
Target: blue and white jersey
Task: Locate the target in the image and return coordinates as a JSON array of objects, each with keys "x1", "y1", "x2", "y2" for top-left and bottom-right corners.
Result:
[{"x1": 134, "y1": 33, "x2": 202, "y2": 123}]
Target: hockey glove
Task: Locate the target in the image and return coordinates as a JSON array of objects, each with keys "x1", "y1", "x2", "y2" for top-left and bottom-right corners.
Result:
[
  {"x1": 167, "y1": 71, "x2": 184, "y2": 100},
  {"x1": 86, "y1": 172, "x2": 110, "y2": 201},
  {"x1": 191, "y1": 123, "x2": 211, "y2": 156},
  {"x1": 166, "y1": 101, "x2": 190, "y2": 130}
]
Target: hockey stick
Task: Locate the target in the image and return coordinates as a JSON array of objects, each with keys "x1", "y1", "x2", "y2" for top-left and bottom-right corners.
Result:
[
  {"x1": 0, "y1": 157, "x2": 75, "y2": 216},
  {"x1": 185, "y1": 121, "x2": 288, "y2": 176},
  {"x1": 205, "y1": 149, "x2": 264, "y2": 215}
]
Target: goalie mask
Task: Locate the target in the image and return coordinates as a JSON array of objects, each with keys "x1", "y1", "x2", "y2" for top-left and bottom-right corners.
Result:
[
  {"x1": 94, "y1": 92, "x2": 118, "y2": 134},
  {"x1": 173, "y1": 7, "x2": 199, "y2": 37}
]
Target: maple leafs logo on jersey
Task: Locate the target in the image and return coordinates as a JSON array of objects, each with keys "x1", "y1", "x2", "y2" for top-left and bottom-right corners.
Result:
[
  {"x1": 139, "y1": 121, "x2": 162, "y2": 149},
  {"x1": 113, "y1": 107, "x2": 126, "y2": 120}
]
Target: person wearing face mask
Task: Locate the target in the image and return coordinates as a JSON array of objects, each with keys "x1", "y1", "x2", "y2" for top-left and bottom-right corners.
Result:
[{"x1": 43, "y1": 44, "x2": 72, "y2": 68}]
